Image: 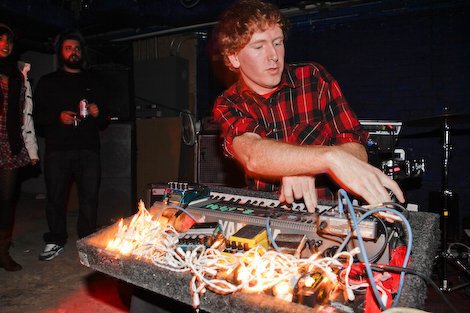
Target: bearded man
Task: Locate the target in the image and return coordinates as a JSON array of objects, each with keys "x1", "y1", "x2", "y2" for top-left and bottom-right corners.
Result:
[{"x1": 34, "y1": 31, "x2": 109, "y2": 261}]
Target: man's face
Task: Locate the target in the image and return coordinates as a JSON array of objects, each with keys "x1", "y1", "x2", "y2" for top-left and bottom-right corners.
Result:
[
  {"x1": 0, "y1": 34, "x2": 13, "y2": 58},
  {"x1": 228, "y1": 24, "x2": 285, "y2": 95},
  {"x1": 61, "y1": 39, "x2": 82, "y2": 70}
]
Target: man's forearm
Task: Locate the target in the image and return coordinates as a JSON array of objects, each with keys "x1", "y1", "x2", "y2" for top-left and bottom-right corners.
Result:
[
  {"x1": 232, "y1": 132, "x2": 405, "y2": 205},
  {"x1": 335, "y1": 141, "x2": 368, "y2": 163},
  {"x1": 233, "y1": 133, "x2": 368, "y2": 179},
  {"x1": 233, "y1": 133, "x2": 337, "y2": 178}
]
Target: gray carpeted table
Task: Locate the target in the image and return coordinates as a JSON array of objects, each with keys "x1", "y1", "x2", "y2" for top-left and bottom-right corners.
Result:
[{"x1": 76, "y1": 209, "x2": 439, "y2": 312}]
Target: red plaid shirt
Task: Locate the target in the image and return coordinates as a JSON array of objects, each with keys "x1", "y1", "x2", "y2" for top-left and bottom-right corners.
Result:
[{"x1": 213, "y1": 63, "x2": 367, "y2": 197}]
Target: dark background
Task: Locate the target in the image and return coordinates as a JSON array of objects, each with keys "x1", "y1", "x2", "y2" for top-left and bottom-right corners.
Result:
[
  {"x1": 2, "y1": 0, "x2": 469, "y2": 233},
  {"x1": 286, "y1": 1, "x2": 470, "y2": 231}
]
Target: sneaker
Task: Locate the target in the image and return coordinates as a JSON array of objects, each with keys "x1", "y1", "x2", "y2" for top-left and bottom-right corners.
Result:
[{"x1": 38, "y1": 244, "x2": 64, "y2": 261}]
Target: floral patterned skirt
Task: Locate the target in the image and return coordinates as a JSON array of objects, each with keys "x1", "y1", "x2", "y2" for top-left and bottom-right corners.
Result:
[{"x1": 0, "y1": 137, "x2": 30, "y2": 170}]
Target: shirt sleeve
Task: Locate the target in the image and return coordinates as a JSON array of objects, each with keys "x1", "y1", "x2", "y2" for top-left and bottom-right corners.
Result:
[
  {"x1": 312, "y1": 65, "x2": 367, "y2": 146},
  {"x1": 212, "y1": 94, "x2": 267, "y2": 158},
  {"x1": 22, "y1": 79, "x2": 39, "y2": 160},
  {"x1": 324, "y1": 79, "x2": 367, "y2": 145}
]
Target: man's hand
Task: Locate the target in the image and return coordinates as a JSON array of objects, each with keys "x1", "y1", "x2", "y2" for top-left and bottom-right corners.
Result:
[
  {"x1": 326, "y1": 148, "x2": 405, "y2": 206},
  {"x1": 60, "y1": 111, "x2": 77, "y2": 125},
  {"x1": 30, "y1": 158, "x2": 39, "y2": 166},
  {"x1": 87, "y1": 103, "x2": 99, "y2": 117},
  {"x1": 279, "y1": 176, "x2": 317, "y2": 213}
]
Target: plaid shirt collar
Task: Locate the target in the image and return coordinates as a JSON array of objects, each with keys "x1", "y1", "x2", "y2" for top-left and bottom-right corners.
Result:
[{"x1": 235, "y1": 64, "x2": 299, "y2": 102}]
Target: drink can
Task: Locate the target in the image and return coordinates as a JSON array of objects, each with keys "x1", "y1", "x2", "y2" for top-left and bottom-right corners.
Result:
[{"x1": 79, "y1": 99, "x2": 88, "y2": 118}]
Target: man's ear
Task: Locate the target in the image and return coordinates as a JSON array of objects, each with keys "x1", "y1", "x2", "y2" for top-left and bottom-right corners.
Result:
[{"x1": 228, "y1": 54, "x2": 240, "y2": 69}]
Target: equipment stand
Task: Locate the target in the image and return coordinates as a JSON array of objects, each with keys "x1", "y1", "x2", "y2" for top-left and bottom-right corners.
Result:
[{"x1": 437, "y1": 111, "x2": 470, "y2": 292}]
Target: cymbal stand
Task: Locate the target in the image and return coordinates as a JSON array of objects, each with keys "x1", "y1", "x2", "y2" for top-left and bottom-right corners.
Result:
[{"x1": 437, "y1": 115, "x2": 470, "y2": 292}]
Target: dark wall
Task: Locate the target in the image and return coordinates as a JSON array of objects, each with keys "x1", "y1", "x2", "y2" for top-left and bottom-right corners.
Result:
[
  {"x1": 285, "y1": 2, "x2": 470, "y2": 228},
  {"x1": 200, "y1": 1, "x2": 470, "y2": 231},
  {"x1": 286, "y1": 3, "x2": 469, "y2": 119}
]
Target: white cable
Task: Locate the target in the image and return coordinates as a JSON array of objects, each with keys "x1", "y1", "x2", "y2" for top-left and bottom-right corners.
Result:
[{"x1": 105, "y1": 201, "x2": 361, "y2": 310}]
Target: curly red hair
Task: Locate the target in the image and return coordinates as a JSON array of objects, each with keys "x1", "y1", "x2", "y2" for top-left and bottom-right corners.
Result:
[{"x1": 215, "y1": 0, "x2": 288, "y2": 71}]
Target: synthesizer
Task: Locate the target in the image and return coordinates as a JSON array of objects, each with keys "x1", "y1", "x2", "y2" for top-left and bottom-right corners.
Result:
[{"x1": 151, "y1": 184, "x2": 389, "y2": 263}]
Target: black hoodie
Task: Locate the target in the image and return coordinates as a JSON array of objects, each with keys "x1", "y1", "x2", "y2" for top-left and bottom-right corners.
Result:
[{"x1": 33, "y1": 69, "x2": 109, "y2": 152}]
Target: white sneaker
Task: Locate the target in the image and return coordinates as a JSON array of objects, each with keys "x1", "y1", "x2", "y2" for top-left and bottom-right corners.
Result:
[{"x1": 38, "y1": 244, "x2": 64, "y2": 261}]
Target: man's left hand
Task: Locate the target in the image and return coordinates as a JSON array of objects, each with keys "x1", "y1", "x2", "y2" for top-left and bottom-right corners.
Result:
[{"x1": 87, "y1": 103, "x2": 99, "y2": 117}]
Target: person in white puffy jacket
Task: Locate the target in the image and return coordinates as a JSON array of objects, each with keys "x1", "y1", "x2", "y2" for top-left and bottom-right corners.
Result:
[
  {"x1": 0, "y1": 23, "x2": 39, "y2": 272},
  {"x1": 18, "y1": 61, "x2": 39, "y2": 164}
]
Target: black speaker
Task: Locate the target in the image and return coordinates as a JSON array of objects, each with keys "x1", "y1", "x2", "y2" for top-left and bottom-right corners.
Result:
[
  {"x1": 135, "y1": 117, "x2": 182, "y2": 201},
  {"x1": 134, "y1": 56, "x2": 188, "y2": 118},
  {"x1": 100, "y1": 123, "x2": 133, "y2": 179},
  {"x1": 197, "y1": 134, "x2": 245, "y2": 187},
  {"x1": 91, "y1": 65, "x2": 132, "y2": 121},
  {"x1": 98, "y1": 122, "x2": 135, "y2": 226}
]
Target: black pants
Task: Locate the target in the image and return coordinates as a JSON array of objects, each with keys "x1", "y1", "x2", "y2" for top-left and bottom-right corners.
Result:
[
  {"x1": 43, "y1": 149, "x2": 101, "y2": 246},
  {"x1": 0, "y1": 168, "x2": 18, "y2": 235}
]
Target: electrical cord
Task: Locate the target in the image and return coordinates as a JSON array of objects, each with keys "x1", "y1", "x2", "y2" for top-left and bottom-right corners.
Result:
[
  {"x1": 337, "y1": 190, "x2": 413, "y2": 311},
  {"x1": 369, "y1": 215, "x2": 390, "y2": 263},
  {"x1": 181, "y1": 110, "x2": 196, "y2": 146},
  {"x1": 317, "y1": 232, "x2": 345, "y2": 246},
  {"x1": 154, "y1": 191, "x2": 412, "y2": 310},
  {"x1": 154, "y1": 204, "x2": 201, "y2": 224},
  {"x1": 352, "y1": 206, "x2": 390, "y2": 263},
  {"x1": 369, "y1": 264, "x2": 459, "y2": 313},
  {"x1": 266, "y1": 216, "x2": 282, "y2": 253},
  {"x1": 382, "y1": 201, "x2": 410, "y2": 221},
  {"x1": 388, "y1": 221, "x2": 408, "y2": 253},
  {"x1": 447, "y1": 242, "x2": 470, "y2": 254},
  {"x1": 107, "y1": 200, "x2": 362, "y2": 311},
  {"x1": 135, "y1": 95, "x2": 188, "y2": 114}
]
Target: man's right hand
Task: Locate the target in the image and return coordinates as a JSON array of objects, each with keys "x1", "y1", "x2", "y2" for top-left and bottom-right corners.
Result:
[{"x1": 60, "y1": 111, "x2": 77, "y2": 125}]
